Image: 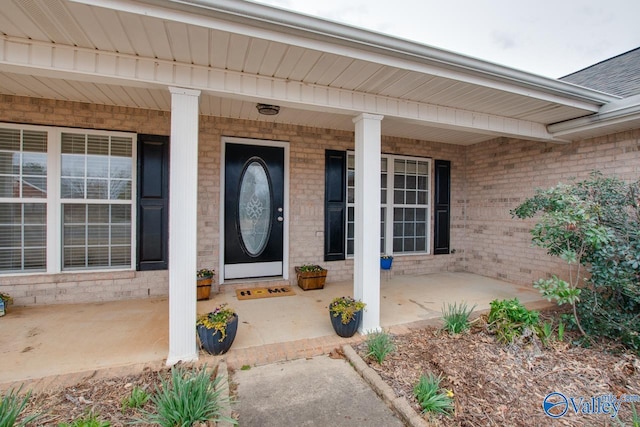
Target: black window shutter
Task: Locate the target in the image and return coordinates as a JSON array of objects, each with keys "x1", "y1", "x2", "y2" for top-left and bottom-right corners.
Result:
[
  {"x1": 324, "y1": 150, "x2": 347, "y2": 261},
  {"x1": 433, "y1": 160, "x2": 451, "y2": 255},
  {"x1": 137, "y1": 134, "x2": 169, "y2": 270}
]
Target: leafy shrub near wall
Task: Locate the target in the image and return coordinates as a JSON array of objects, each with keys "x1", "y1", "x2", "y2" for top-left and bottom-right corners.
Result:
[{"x1": 512, "y1": 172, "x2": 640, "y2": 352}]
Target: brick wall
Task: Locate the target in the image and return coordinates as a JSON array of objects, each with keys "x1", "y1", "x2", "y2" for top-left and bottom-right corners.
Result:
[
  {"x1": 463, "y1": 131, "x2": 640, "y2": 285},
  {"x1": 3, "y1": 95, "x2": 636, "y2": 305}
]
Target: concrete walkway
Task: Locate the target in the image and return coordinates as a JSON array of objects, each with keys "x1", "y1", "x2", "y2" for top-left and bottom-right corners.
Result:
[{"x1": 233, "y1": 355, "x2": 405, "y2": 426}]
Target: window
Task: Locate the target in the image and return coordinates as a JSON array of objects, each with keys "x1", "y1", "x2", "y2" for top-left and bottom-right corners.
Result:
[
  {"x1": 0, "y1": 129, "x2": 47, "y2": 272},
  {"x1": 346, "y1": 153, "x2": 430, "y2": 256},
  {"x1": 0, "y1": 124, "x2": 135, "y2": 274}
]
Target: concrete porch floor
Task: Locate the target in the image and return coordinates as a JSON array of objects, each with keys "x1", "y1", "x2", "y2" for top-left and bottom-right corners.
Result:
[{"x1": 0, "y1": 272, "x2": 546, "y2": 389}]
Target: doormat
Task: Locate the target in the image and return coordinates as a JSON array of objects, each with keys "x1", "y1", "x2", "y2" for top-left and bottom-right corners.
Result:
[{"x1": 235, "y1": 285, "x2": 296, "y2": 300}]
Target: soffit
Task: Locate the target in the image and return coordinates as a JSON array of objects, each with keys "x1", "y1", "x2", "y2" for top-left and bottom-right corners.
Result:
[{"x1": 0, "y1": 0, "x2": 613, "y2": 144}]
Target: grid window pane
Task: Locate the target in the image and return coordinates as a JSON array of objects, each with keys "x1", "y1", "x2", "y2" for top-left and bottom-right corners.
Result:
[
  {"x1": 346, "y1": 153, "x2": 430, "y2": 256},
  {"x1": 0, "y1": 129, "x2": 21, "y2": 151},
  {"x1": 61, "y1": 133, "x2": 132, "y2": 202},
  {"x1": 63, "y1": 203, "x2": 131, "y2": 269},
  {"x1": 87, "y1": 155, "x2": 108, "y2": 178},
  {"x1": 0, "y1": 202, "x2": 46, "y2": 272},
  {"x1": 110, "y1": 246, "x2": 130, "y2": 266},
  {"x1": 0, "y1": 128, "x2": 47, "y2": 199}
]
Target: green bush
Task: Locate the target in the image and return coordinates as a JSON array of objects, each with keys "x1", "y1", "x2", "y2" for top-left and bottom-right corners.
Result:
[
  {"x1": 413, "y1": 373, "x2": 453, "y2": 415},
  {"x1": 0, "y1": 386, "x2": 39, "y2": 427},
  {"x1": 135, "y1": 365, "x2": 236, "y2": 426},
  {"x1": 365, "y1": 331, "x2": 395, "y2": 363},
  {"x1": 58, "y1": 413, "x2": 110, "y2": 427},
  {"x1": 488, "y1": 298, "x2": 539, "y2": 344},
  {"x1": 513, "y1": 172, "x2": 640, "y2": 351},
  {"x1": 121, "y1": 386, "x2": 150, "y2": 412},
  {"x1": 441, "y1": 301, "x2": 476, "y2": 335}
]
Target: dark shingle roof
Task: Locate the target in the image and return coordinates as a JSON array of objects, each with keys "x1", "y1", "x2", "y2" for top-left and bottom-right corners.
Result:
[{"x1": 560, "y1": 47, "x2": 640, "y2": 97}]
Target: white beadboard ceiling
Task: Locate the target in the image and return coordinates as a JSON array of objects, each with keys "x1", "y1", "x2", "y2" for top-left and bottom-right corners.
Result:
[{"x1": 0, "y1": 0, "x2": 619, "y2": 145}]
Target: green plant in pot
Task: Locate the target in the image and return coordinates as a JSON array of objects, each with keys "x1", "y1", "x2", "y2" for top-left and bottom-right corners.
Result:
[
  {"x1": 196, "y1": 268, "x2": 216, "y2": 301},
  {"x1": 0, "y1": 292, "x2": 13, "y2": 317},
  {"x1": 329, "y1": 296, "x2": 366, "y2": 337},
  {"x1": 196, "y1": 303, "x2": 238, "y2": 355},
  {"x1": 295, "y1": 264, "x2": 327, "y2": 290}
]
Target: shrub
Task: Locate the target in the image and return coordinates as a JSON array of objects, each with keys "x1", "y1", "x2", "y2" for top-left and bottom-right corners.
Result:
[
  {"x1": 488, "y1": 298, "x2": 539, "y2": 344},
  {"x1": 0, "y1": 386, "x2": 39, "y2": 427},
  {"x1": 59, "y1": 413, "x2": 110, "y2": 427},
  {"x1": 413, "y1": 373, "x2": 453, "y2": 415},
  {"x1": 513, "y1": 172, "x2": 640, "y2": 351},
  {"x1": 365, "y1": 331, "x2": 395, "y2": 363},
  {"x1": 121, "y1": 386, "x2": 150, "y2": 412},
  {"x1": 441, "y1": 301, "x2": 476, "y2": 334},
  {"x1": 135, "y1": 365, "x2": 236, "y2": 426}
]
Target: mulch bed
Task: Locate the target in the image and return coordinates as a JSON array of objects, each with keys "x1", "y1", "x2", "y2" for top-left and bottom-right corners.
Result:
[
  {"x1": 21, "y1": 367, "x2": 163, "y2": 426},
  {"x1": 355, "y1": 312, "x2": 640, "y2": 426}
]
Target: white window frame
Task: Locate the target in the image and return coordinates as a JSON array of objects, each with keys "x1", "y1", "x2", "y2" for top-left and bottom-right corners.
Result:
[
  {"x1": 0, "y1": 122, "x2": 137, "y2": 275},
  {"x1": 347, "y1": 152, "x2": 431, "y2": 257}
]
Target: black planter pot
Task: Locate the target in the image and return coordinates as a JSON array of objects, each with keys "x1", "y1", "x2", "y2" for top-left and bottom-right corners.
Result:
[
  {"x1": 329, "y1": 309, "x2": 362, "y2": 338},
  {"x1": 197, "y1": 314, "x2": 238, "y2": 355}
]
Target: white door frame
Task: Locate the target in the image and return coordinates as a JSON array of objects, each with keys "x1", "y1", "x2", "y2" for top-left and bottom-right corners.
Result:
[{"x1": 219, "y1": 136, "x2": 290, "y2": 282}]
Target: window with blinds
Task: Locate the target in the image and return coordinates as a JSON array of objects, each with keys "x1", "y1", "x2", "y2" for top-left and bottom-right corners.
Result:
[
  {"x1": 0, "y1": 129, "x2": 47, "y2": 272},
  {"x1": 0, "y1": 124, "x2": 135, "y2": 274},
  {"x1": 60, "y1": 133, "x2": 132, "y2": 269}
]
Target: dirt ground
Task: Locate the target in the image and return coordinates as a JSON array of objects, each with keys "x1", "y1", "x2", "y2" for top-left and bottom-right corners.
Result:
[
  {"x1": 13, "y1": 310, "x2": 640, "y2": 426},
  {"x1": 355, "y1": 311, "x2": 640, "y2": 426}
]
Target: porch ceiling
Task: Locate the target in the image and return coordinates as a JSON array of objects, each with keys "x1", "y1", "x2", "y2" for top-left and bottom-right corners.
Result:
[{"x1": 0, "y1": 0, "x2": 618, "y2": 145}]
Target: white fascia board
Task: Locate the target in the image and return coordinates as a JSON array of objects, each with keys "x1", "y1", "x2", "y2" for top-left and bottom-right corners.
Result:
[
  {"x1": 548, "y1": 95, "x2": 640, "y2": 137},
  {"x1": 69, "y1": 0, "x2": 613, "y2": 111},
  {"x1": 0, "y1": 36, "x2": 565, "y2": 142}
]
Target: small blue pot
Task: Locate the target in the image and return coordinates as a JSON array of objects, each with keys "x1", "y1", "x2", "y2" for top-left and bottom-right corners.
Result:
[{"x1": 380, "y1": 257, "x2": 393, "y2": 270}]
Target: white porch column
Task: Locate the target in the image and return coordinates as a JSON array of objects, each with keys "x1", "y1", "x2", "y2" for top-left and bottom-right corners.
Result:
[
  {"x1": 167, "y1": 87, "x2": 201, "y2": 365},
  {"x1": 353, "y1": 113, "x2": 383, "y2": 333}
]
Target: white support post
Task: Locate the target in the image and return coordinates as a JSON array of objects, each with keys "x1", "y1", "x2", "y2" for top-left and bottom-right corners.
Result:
[
  {"x1": 166, "y1": 87, "x2": 201, "y2": 365},
  {"x1": 353, "y1": 113, "x2": 383, "y2": 334}
]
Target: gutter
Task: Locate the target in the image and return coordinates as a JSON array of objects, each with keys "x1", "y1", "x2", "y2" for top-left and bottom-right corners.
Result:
[
  {"x1": 548, "y1": 94, "x2": 640, "y2": 137},
  {"x1": 80, "y1": 0, "x2": 618, "y2": 107}
]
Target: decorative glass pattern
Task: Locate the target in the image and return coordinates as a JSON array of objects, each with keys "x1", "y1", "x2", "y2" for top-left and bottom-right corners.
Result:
[{"x1": 238, "y1": 160, "x2": 271, "y2": 256}]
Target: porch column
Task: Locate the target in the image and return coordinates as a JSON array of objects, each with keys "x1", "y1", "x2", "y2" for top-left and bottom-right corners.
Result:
[
  {"x1": 353, "y1": 113, "x2": 383, "y2": 333},
  {"x1": 166, "y1": 87, "x2": 201, "y2": 365}
]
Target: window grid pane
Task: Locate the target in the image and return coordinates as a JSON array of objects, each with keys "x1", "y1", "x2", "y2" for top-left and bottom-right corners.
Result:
[
  {"x1": 0, "y1": 203, "x2": 46, "y2": 272},
  {"x1": 62, "y1": 203, "x2": 131, "y2": 270},
  {"x1": 61, "y1": 132, "x2": 133, "y2": 202},
  {"x1": 0, "y1": 128, "x2": 47, "y2": 199},
  {"x1": 347, "y1": 153, "x2": 431, "y2": 257}
]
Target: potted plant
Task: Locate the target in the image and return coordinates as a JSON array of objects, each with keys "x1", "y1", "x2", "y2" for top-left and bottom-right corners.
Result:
[
  {"x1": 196, "y1": 303, "x2": 238, "y2": 355},
  {"x1": 0, "y1": 292, "x2": 13, "y2": 317},
  {"x1": 294, "y1": 264, "x2": 327, "y2": 290},
  {"x1": 380, "y1": 254, "x2": 394, "y2": 270},
  {"x1": 329, "y1": 296, "x2": 366, "y2": 337},
  {"x1": 197, "y1": 268, "x2": 216, "y2": 301}
]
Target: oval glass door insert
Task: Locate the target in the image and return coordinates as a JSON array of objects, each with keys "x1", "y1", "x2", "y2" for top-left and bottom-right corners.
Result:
[{"x1": 238, "y1": 160, "x2": 272, "y2": 256}]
